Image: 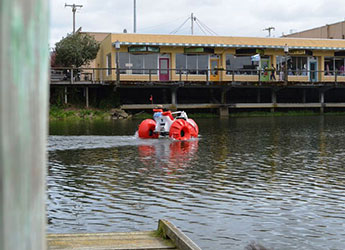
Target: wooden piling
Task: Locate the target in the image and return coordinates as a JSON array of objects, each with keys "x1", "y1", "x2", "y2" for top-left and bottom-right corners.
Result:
[{"x1": 0, "y1": 0, "x2": 49, "y2": 249}]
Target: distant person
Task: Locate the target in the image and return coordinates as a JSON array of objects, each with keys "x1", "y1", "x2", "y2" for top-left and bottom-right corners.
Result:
[
  {"x1": 270, "y1": 64, "x2": 276, "y2": 81},
  {"x1": 326, "y1": 64, "x2": 330, "y2": 75},
  {"x1": 279, "y1": 64, "x2": 285, "y2": 81}
]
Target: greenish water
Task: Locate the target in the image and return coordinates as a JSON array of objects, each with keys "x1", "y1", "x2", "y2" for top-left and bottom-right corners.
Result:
[{"x1": 48, "y1": 116, "x2": 345, "y2": 250}]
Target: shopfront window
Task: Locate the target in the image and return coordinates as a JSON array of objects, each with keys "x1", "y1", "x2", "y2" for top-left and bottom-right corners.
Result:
[
  {"x1": 324, "y1": 57, "x2": 345, "y2": 75},
  {"x1": 175, "y1": 54, "x2": 209, "y2": 75},
  {"x1": 131, "y1": 54, "x2": 144, "y2": 74},
  {"x1": 226, "y1": 54, "x2": 258, "y2": 75},
  {"x1": 324, "y1": 57, "x2": 334, "y2": 75},
  {"x1": 118, "y1": 52, "x2": 158, "y2": 74},
  {"x1": 276, "y1": 56, "x2": 307, "y2": 76}
]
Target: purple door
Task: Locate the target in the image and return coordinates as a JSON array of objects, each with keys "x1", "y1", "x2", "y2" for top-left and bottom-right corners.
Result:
[{"x1": 159, "y1": 58, "x2": 169, "y2": 81}]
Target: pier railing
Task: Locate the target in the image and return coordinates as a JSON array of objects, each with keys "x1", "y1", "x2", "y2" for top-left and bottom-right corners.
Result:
[{"x1": 51, "y1": 67, "x2": 345, "y2": 84}]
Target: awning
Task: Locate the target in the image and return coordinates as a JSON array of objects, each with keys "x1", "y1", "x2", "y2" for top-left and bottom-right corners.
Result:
[{"x1": 113, "y1": 41, "x2": 345, "y2": 51}]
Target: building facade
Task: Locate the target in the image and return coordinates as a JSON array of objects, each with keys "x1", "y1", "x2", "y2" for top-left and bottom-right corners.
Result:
[
  {"x1": 93, "y1": 33, "x2": 345, "y2": 84},
  {"x1": 283, "y1": 20, "x2": 345, "y2": 40}
]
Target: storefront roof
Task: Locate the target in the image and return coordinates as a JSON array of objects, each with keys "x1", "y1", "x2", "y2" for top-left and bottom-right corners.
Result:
[{"x1": 110, "y1": 33, "x2": 345, "y2": 51}]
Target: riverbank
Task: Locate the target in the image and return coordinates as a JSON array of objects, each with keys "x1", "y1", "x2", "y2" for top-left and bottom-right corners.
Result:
[
  {"x1": 49, "y1": 106, "x2": 219, "y2": 120},
  {"x1": 49, "y1": 106, "x2": 345, "y2": 120}
]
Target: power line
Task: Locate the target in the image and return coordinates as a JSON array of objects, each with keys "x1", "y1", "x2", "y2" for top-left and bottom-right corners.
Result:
[
  {"x1": 195, "y1": 18, "x2": 218, "y2": 36},
  {"x1": 194, "y1": 19, "x2": 208, "y2": 35},
  {"x1": 169, "y1": 13, "x2": 218, "y2": 36},
  {"x1": 139, "y1": 16, "x2": 187, "y2": 32},
  {"x1": 170, "y1": 16, "x2": 191, "y2": 34}
]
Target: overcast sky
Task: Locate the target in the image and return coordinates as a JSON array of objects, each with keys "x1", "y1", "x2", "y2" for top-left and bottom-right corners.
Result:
[{"x1": 50, "y1": 0, "x2": 345, "y2": 48}]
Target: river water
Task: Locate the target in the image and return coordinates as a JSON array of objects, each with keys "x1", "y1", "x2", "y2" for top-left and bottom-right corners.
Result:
[{"x1": 47, "y1": 116, "x2": 345, "y2": 250}]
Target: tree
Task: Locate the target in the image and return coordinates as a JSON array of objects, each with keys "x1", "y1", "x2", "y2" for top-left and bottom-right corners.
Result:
[{"x1": 54, "y1": 32, "x2": 100, "y2": 68}]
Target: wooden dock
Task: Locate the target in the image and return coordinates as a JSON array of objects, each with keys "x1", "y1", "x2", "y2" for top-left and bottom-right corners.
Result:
[{"x1": 47, "y1": 219, "x2": 201, "y2": 250}]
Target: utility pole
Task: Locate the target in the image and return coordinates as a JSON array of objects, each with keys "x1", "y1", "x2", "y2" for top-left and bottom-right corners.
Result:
[
  {"x1": 65, "y1": 3, "x2": 83, "y2": 33},
  {"x1": 133, "y1": 0, "x2": 136, "y2": 33},
  {"x1": 191, "y1": 13, "x2": 196, "y2": 35},
  {"x1": 263, "y1": 26, "x2": 275, "y2": 37}
]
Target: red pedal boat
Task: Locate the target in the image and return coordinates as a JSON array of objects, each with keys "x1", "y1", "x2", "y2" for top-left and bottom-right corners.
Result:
[{"x1": 138, "y1": 108, "x2": 199, "y2": 140}]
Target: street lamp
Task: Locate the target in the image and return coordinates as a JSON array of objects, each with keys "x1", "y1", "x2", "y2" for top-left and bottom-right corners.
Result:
[
  {"x1": 115, "y1": 40, "x2": 120, "y2": 84},
  {"x1": 284, "y1": 44, "x2": 289, "y2": 84}
]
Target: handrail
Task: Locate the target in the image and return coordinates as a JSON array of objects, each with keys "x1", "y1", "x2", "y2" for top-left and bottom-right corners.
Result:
[{"x1": 50, "y1": 66, "x2": 345, "y2": 84}]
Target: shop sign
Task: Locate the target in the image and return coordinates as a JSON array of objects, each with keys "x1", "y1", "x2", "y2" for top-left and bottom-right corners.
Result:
[
  {"x1": 289, "y1": 50, "x2": 305, "y2": 55},
  {"x1": 128, "y1": 46, "x2": 160, "y2": 53}
]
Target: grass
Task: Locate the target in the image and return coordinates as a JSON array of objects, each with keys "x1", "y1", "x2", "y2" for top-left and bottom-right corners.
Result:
[
  {"x1": 49, "y1": 106, "x2": 110, "y2": 120},
  {"x1": 49, "y1": 105, "x2": 345, "y2": 120}
]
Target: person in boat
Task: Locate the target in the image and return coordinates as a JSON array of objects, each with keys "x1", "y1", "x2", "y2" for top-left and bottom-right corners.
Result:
[{"x1": 153, "y1": 105, "x2": 164, "y2": 119}]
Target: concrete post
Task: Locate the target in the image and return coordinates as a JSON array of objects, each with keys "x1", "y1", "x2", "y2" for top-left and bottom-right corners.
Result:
[
  {"x1": 64, "y1": 86, "x2": 68, "y2": 104},
  {"x1": 271, "y1": 88, "x2": 277, "y2": 112},
  {"x1": 320, "y1": 90, "x2": 325, "y2": 113},
  {"x1": 219, "y1": 88, "x2": 229, "y2": 118},
  {"x1": 0, "y1": 0, "x2": 49, "y2": 249},
  {"x1": 85, "y1": 86, "x2": 89, "y2": 108},
  {"x1": 171, "y1": 88, "x2": 177, "y2": 106},
  {"x1": 257, "y1": 89, "x2": 261, "y2": 103},
  {"x1": 302, "y1": 89, "x2": 306, "y2": 103},
  {"x1": 221, "y1": 88, "x2": 227, "y2": 104},
  {"x1": 219, "y1": 107, "x2": 229, "y2": 118}
]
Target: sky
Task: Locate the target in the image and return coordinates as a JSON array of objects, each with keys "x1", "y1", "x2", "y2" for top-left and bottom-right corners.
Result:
[{"x1": 50, "y1": 0, "x2": 345, "y2": 48}]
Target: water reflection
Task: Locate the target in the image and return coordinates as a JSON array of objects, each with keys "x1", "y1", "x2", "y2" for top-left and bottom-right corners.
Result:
[{"x1": 138, "y1": 140, "x2": 198, "y2": 173}]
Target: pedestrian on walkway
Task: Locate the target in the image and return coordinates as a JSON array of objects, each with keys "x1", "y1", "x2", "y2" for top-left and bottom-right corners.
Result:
[{"x1": 270, "y1": 64, "x2": 276, "y2": 81}]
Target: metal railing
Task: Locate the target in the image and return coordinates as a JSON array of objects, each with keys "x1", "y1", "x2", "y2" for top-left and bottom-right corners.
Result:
[{"x1": 51, "y1": 67, "x2": 345, "y2": 84}]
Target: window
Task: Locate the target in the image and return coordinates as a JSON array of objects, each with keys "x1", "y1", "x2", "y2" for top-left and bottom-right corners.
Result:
[
  {"x1": 187, "y1": 55, "x2": 197, "y2": 74},
  {"x1": 131, "y1": 54, "x2": 144, "y2": 74},
  {"x1": 226, "y1": 54, "x2": 258, "y2": 75},
  {"x1": 175, "y1": 54, "x2": 209, "y2": 75},
  {"x1": 176, "y1": 54, "x2": 186, "y2": 72},
  {"x1": 106, "y1": 53, "x2": 112, "y2": 75},
  {"x1": 144, "y1": 54, "x2": 158, "y2": 74},
  {"x1": 324, "y1": 57, "x2": 334, "y2": 75},
  {"x1": 276, "y1": 56, "x2": 307, "y2": 76},
  {"x1": 335, "y1": 58, "x2": 345, "y2": 75},
  {"x1": 325, "y1": 57, "x2": 345, "y2": 75},
  {"x1": 117, "y1": 52, "x2": 158, "y2": 74},
  {"x1": 290, "y1": 56, "x2": 307, "y2": 75},
  {"x1": 119, "y1": 52, "x2": 129, "y2": 74}
]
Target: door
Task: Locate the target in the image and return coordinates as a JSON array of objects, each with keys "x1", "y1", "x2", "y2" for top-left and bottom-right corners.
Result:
[
  {"x1": 309, "y1": 61, "x2": 317, "y2": 82},
  {"x1": 159, "y1": 58, "x2": 169, "y2": 81},
  {"x1": 210, "y1": 59, "x2": 220, "y2": 81},
  {"x1": 260, "y1": 58, "x2": 270, "y2": 82}
]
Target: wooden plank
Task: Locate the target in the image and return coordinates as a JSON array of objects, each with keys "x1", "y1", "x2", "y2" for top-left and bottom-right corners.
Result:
[
  {"x1": 158, "y1": 220, "x2": 201, "y2": 250},
  {"x1": 230, "y1": 103, "x2": 323, "y2": 108},
  {"x1": 0, "y1": 0, "x2": 49, "y2": 249},
  {"x1": 47, "y1": 231, "x2": 176, "y2": 250},
  {"x1": 325, "y1": 102, "x2": 345, "y2": 107}
]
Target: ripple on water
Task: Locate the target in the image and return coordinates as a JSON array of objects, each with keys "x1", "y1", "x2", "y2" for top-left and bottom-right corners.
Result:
[{"x1": 48, "y1": 117, "x2": 345, "y2": 249}]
